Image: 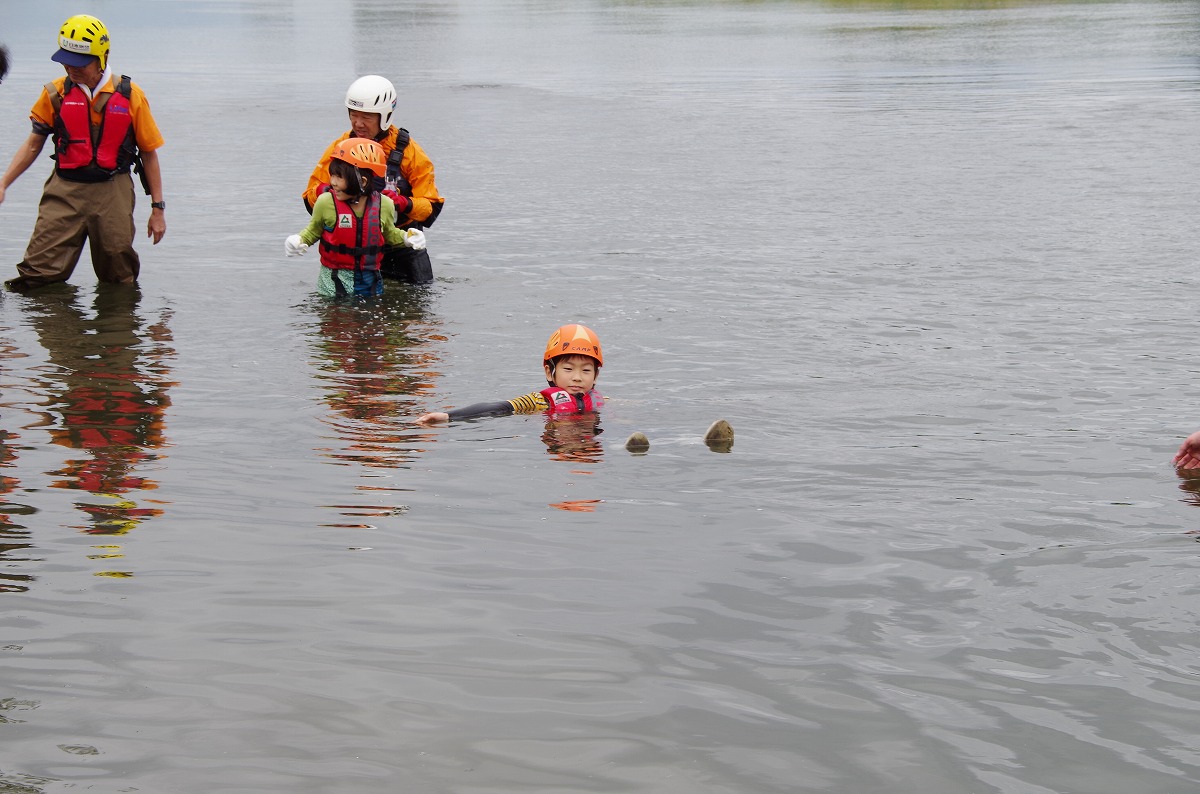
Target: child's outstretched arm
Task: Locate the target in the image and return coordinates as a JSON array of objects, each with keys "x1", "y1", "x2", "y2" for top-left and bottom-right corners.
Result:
[
  {"x1": 416, "y1": 401, "x2": 515, "y2": 425},
  {"x1": 415, "y1": 392, "x2": 556, "y2": 426},
  {"x1": 416, "y1": 411, "x2": 450, "y2": 425},
  {"x1": 286, "y1": 194, "x2": 331, "y2": 256},
  {"x1": 284, "y1": 234, "x2": 309, "y2": 256},
  {"x1": 1174, "y1": 430, "x2": 1200, "y2": 469}
]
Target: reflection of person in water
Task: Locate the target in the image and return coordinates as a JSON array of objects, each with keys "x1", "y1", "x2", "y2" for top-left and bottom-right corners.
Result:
[
  {"x1": 18, "y1": 285, "x2": 175, "y2": 537},
  {"x1": 306, "y1": 286, "x2": 440, "y2": 472},
  {"x1": 1, "y1": 317, "x2": 33, "y2": 590},
  {"x1": 541, "y1": 414, "x2": 604, "y2": 463},
  {"x1": 542, "y1": 414, "x2": 605, "y2": 512},
  {"x1": 0, "y1": 425, "x2": 33, "y2": 592}
]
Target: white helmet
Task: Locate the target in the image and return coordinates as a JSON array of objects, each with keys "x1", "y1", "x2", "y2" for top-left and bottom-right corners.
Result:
[{"x1": 345, "y1": 75, "x2": 397, "y2": 129}]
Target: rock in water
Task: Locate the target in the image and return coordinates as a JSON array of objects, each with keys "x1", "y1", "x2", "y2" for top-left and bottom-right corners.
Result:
[
  {"x1": 625, "y1": 432, "x2": 650, "y2": 453},
  {"x1": 704, "y1": 419, "x2": 734, "y2": 453}
]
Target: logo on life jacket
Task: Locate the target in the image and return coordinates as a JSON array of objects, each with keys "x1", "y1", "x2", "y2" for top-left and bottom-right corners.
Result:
[
  {"x1": 540, "y1": 387, "x2": 603, "y2": 415},
  {"x1": 338, "y1": 213, "x2": 354, "y2": 228}
]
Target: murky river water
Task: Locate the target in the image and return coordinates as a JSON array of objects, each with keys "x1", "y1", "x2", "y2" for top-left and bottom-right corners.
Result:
[{"x1": 2, "y1": 0, "x2": 1200, "y2": 791}]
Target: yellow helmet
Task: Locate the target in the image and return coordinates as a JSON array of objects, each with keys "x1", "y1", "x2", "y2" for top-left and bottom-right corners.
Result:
[{"x1": 53, "y1": 14, "x2": 110, "y2": 70}]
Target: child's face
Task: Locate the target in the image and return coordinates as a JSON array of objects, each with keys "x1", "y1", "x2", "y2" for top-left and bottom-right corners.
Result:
[
  {"x1": 328, "y1": 171, "x2": 354, "y2": 201},
  {"x1": 545, "y1": 355, "x2": 598, "y2": 394}
]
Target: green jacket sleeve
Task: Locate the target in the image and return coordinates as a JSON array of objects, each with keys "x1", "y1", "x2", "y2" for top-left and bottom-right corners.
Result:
[{"x1": 299, "y1": 193, "x2": 335, "y2": 246}]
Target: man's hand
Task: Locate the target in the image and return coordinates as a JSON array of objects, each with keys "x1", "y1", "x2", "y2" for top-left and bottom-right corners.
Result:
[{"x1": 147, "y1": 210, "x2": 166, "y2": 244}]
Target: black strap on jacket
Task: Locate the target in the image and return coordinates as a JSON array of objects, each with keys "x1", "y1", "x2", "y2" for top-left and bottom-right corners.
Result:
[{"x1": 385, "y1": 127, "x2": 412, "y2": 195}]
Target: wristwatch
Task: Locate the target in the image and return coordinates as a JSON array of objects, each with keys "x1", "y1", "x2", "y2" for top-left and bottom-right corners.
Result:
[{"x1": 151, "y1": 201, "x2": 166, "y2": 210}]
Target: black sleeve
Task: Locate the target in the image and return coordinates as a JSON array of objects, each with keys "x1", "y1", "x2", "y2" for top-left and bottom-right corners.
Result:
[{"x1": 446, "y1": 401, "x2": 516, "y2": 421}]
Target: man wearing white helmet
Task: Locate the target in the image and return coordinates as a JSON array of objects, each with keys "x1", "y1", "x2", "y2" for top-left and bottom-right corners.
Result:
[
  {"x1": 303, "y1": 75, "x2": 443, "y2": 283},
  {"x1": 1, "y1": 15, "x2": 166, "y2": 291}
]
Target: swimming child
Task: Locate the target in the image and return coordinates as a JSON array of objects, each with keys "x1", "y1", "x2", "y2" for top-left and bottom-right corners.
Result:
[
  {"x1": 285, "y1": 137, "x2": 425, "y2": 298},
  {"x1": 416, "y1": 324, "x2": 604, "y2": 424}
]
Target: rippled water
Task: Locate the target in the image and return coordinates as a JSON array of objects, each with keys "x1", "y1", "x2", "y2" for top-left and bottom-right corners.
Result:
[{"x1": 2, "y1": 0, "x2": 1200, "y2": 791}]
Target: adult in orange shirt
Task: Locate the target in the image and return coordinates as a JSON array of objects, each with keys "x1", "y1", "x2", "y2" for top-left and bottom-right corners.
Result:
[
  {"x1": 303, "y1": 75, "x2": 443, "y2": 284},
  {"x1": 0, "y1": 15, "x2": 165, "y2": 292}
]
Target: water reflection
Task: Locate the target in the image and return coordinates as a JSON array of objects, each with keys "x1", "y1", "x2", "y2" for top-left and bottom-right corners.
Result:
[
  {"x1": 542, "y1": 414, "x2": 604, "y2": 512},
  {"x1": 1174, "y1": 468, "x2": 1200, "y2": 516},
  {"x1": 0, "y1": 326, "x2": 33, "y2": 593},
  {"x1": 541, "y1": 414, "x2": 605, "y2": 464},
  {"x1": 0, "y1": 430, "x2": 33, "y2": 594},
  {"x1": 15, "y1": 285, "x2": 175, "y2": 574},
  {"x1": 303, "y1": 287, "x2": 443, "y2": 524}
]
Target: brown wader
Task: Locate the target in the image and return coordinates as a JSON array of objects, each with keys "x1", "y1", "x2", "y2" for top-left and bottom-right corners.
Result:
[{"x1": 8, "y1": 170, "x2": 139, "y2": 290}]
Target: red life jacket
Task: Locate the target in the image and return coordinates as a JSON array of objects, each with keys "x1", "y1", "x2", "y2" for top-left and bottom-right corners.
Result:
[
  {"x1": 318, "y1": 192, "x2": 385, "y2": 271},
  {"x1": 540, "y1": 387, "x2": 604, "y2": 415},
  {"x1": 49, "y1": 76, "x2": 137, "y2": 182}
]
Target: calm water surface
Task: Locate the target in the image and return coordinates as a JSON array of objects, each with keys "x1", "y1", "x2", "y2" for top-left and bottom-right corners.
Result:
[{"x1": 2, "y1": 0, "x2": 1200, "y2": 792}]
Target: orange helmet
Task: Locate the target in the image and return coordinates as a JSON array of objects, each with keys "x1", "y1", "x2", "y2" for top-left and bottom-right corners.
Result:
[
  {"x1": 332, "y1": 137, "x2": 386, "y2": 178},
  {"x1": 544, "y1": 324, "x2": 603, "y2": 367}
]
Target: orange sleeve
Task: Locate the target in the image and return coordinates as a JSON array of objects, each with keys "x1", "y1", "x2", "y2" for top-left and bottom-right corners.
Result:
[
  {"x1": 29, "y1": 79, "x2": 63, "y2": 130},
  {"x1": 128, "y1": 83, "x2": 164, "y2": 152},
  {"x1": 399, "y1": 136, "x2": 444, "y2": 224},
  {"x1": 302, "y1": 134, "x2": 349, "y2": 207}
]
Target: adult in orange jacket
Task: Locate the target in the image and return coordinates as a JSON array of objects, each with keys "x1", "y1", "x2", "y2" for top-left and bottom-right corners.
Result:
[{"x1": 303, "y1": 75, "x2": 443, "y2": 284}]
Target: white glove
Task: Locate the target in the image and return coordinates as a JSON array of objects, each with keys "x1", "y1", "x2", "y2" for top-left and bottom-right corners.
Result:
[
  {"x1": 403, "y1": 229, "x2": 427, "y2": 251},
  {"x1": 284, "y1": 234, "x2": 308, "y2": 257}
]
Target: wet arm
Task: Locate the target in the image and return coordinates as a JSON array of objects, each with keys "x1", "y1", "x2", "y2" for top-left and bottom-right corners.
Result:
[
  {"x1": 439, "y1": 392, "x2": 550, "y2": 421},
  {"x1": 446, "y1": 401, "x2": 517, "y2": 421},
  {"x1": 1174, "y1": 430, "x2": 1200, "y2": 469}
]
